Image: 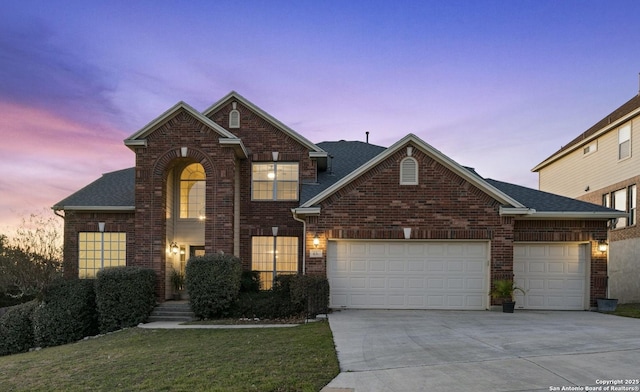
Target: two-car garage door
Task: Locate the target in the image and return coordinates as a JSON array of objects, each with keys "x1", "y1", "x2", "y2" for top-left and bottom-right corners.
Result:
[
  {"x1": 327, "y1": 241, "x2": 587, "y2": 310},
  {"x1": 327, "y1": 240, "x2": 489, "y2": 310}
]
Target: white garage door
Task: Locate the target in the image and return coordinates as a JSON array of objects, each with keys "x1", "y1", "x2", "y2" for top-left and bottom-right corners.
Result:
[
  {"x1": 327, "y1": 241, "x2": 489, "y2": 309},
  {"x1": 513, "y1": 243, "x2": 587, "y2": 310}
]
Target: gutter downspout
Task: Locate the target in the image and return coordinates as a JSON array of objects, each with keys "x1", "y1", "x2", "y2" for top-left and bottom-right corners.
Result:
[
  {"x1": 291, "y1": 210, "x2": 307, "y2": 275},
  {"x1": 53, "y1": 208, "x2": 65, "y2": 220}
]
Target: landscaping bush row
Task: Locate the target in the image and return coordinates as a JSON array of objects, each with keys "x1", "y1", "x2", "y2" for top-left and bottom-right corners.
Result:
[
  {"x1": 0, "y1": 266, "x2": 155, "y2": 357},
  {"x1": 183, "y1": 253, "x2": 330, "y2": 320},
  {"x1": 228, "y1": 274, "x2": 329, "y2": 320}
]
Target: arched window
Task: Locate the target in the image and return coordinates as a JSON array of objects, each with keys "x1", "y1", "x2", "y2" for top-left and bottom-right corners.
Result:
[
  {"x1": 229, "y1": 109, "x2": 240, "y2": 128},
  {"x1": 180, "y1": 163, "x2": 206, "y2": 219},
  {"x1": 400, "y1": 157, "x2": 418, "y2": 185}
]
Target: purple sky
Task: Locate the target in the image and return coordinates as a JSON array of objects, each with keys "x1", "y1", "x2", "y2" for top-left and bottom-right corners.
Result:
[{"x1": 2, "y1": 0, "x2": 640, "y2": 233}]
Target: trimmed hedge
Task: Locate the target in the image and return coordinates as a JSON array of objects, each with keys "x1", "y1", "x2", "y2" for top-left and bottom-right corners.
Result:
[
  {"x1": 186, "y1": 253, "x2": 242, "y2": 319},
  {"x1": 95, "y1": 266, "x2": 156, "y2": 333},
  {"x1": 0, "y1": 300, "x2": 38, "y2": 356},
  {"x1": 32, "y1": 279, "x2": 98, "y2": 348},
  {"x1": 229, "y1": 274, "x2": 330, "y2": 319}
]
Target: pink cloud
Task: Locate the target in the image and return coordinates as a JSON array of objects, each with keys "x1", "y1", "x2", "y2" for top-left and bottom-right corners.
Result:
[{"x1": 0, "y1": 101, "x2": 133, "y2": 234}]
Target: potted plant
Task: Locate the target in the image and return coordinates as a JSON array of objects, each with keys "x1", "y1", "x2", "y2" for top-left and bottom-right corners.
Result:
[
  {"x1": 491, "y1": 279, "x2": 525, "y2": 313},
  {"x1": 170, "y1": 268, "x2": 185, "y2": 300},
  {"x1": 596, "y1": 298, "x2": 618, "y2": 312}
]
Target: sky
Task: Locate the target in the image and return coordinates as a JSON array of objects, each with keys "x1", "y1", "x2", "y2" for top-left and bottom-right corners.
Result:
[{"x1": 1, "y1": 0, "x2": 640, "y2": 234}]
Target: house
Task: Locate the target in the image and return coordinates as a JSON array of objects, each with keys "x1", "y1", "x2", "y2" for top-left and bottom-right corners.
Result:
[
  {"x1": 533, "y1": 91, "x2": 640, "y2": 303},
  {"x1": 53, "y1": 91, "x2": 625, "y2": 310}
]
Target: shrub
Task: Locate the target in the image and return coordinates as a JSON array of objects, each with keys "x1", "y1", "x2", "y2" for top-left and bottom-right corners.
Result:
[
  {"x1": 0, "y1": 300, "x2": 38, "y2": 356},
  {"x1": 95, "y1": 266, "x2": 156, "y2": 333},
  {"x1": 32, "y1": 279, "x2": 98, "y2": 347},
  {"x1": 240, "y1": 270, "x2": 261, "y2": 293},
  {"x1": 186, "y1": 253, "x2": 242, "y2": 319},
  {"x1": 289, "y1": 274, "x2": 330, "y2": 317},
  {"x1": 229, "y1": 274, "x2": 330, "y2": 319}
]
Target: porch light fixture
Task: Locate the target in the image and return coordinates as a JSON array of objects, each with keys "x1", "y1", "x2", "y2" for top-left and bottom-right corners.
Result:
[
  {"x1": 170, "y1": 242, "x2": 180, "y2": 254},
  {"x1": 598, "y1": 240, "x2": 608, "y2": 253},
  {"x1": 313, "y1": 234, "x2": 320, "y2": 248}
]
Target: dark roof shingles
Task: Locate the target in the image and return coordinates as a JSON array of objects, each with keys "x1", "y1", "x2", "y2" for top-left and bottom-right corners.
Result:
[{"x1": 53, "y1": 168, "x2": 135, "y2": 208}]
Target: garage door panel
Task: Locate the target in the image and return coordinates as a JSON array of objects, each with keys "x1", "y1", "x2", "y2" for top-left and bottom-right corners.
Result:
[
  {"x1": 514, "y1": 244, "x2": 586, "y2": 310},
  {"x1": 328, "y1": 241, "x2": 488, "y2": 309}
]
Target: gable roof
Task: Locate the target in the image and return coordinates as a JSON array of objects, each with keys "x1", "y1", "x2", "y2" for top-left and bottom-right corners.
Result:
[
  {"x1": 298, "y1": 134, "x2": 526, "y2": 211},
  {"x1": 533, "y1": 93, "x2": 640, "y2": 172},
  {"x1": 202, "y1": 91, "x2": 327, "y2": 158},
  {"x1": 52, "y1": 168, "x2": 135, "y2": 211},
  {"x1": 300, "y1": 140, "x2": 386, "y2": 204},
  {"x1": 485, "y1": 179, "x2": 626, "y2": 219}
]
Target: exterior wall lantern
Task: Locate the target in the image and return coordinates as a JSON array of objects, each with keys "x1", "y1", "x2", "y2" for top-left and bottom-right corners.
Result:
[
  {"x1": 598, "y1": 240, "x2": 608, "y2": 253},
  {"x1": 170, "y1": 242, "x2": 180, "y2": 255},
  {"x1": 313, "y1": 234, "x2": 320, "y2": 248}
]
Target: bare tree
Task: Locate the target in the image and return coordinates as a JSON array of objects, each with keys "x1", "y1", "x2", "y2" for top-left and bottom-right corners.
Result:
[{"x1": 0, "y1": 211, "x2": 63, "y2": 299}]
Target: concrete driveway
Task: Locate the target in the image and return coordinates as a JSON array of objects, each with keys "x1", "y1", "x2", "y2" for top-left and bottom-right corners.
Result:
[{"x1": 322, "y1": 310, "x2": 640, "y2": 392}]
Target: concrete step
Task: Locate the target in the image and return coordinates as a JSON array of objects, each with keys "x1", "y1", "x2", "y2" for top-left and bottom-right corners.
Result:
[{"x1": 148, "y1": 301, "x2": 195, "y2": 322}]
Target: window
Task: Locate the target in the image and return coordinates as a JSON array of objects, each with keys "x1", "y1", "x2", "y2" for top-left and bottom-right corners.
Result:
[
  {"x1": 604, "y1": 186, "x2": 638, "y2": 228},
  {"x1": 251, "y1": 236, "x2": 298, "y2": 290},
  {"x1": 78, "y1": 232, "x2": 126, "y2": 278},
  {"x1": 400, "y1": 157, "x2": 418, "y2": 185},
  {"x1": 618, "y1": 123, "x2": 631, "y2": 160},
  {"x1": 583, "y1": 141, "x2": 597, "y2": 156},
  {"x1": 229, "y1": 109, "x2": 240, "y2": 128},
  {"x1": 180, "y1": 163, "x2": 205, "y2": 219},
  {"x1": 252, "y1": 163, "x2": 299, "y2": 200},
  {"x1": 630, "y1": 185, "x2": 637, "y2": 226}
]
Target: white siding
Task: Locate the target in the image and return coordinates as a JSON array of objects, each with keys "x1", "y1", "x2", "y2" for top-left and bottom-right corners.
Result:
[{"x1": 539, "y1": 118, "x2": 640, "y2": 198}]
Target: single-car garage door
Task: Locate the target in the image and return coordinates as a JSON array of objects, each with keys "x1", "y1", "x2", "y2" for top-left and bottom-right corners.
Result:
[
  {"x1": 513, "y1": 243, "x2": 587, "y2": 310},
  {"x1": 327, "y1": 240, "x2": 489, "y2": 309}
]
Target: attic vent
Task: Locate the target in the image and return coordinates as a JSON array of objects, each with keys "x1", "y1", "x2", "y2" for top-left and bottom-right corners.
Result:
[
  {"x1": 229, "y1": 103, "x2": 240, "y2": 128},
  {"x1": 400, "y1": 157, "x2": 418, "y2": 185}
]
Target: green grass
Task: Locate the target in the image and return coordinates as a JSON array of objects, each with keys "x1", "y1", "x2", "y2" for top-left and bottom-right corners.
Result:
[
  {"x1": 611, "y1": 303, "x2": 640, "y2": 318},
  {"x1": 0, "y1": 321, "x2": 339, "y2": 392}
]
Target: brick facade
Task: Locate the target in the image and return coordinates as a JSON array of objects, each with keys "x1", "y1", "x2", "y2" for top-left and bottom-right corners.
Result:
[{"x1": 57, "y1": 92, "x2": 615, "y2": 308}]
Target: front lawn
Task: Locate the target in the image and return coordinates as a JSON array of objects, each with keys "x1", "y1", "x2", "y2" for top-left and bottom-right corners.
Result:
[
  {"x1": 0, "y1": 321, "x2": 339, "y2": 392},
  {"x1": 611, "y1": 303, "x2": 640, "y2": 318}
]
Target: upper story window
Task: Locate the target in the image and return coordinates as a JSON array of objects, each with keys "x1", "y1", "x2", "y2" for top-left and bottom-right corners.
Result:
[
  {"x1": 400, "y1": 157, "x2": 418, "y2": 185},
  {"x1": 603, "y1": 184, "x2": 637, "y2": 228},
  {"x1": 229, "y1": 101, "x2": 240, "y2": 128},
  {"x1": 618, "y1": 123, "x2": 631, "y2": 160},
  {"x1": 252, "y1": 162, "x2": 299, "y2": 201},
  {"x1": 180, "y1": 163, "x2": 206, "y2": 219},
  {"x1": 229, "y1": 109, "x2": 240, "y2": 128},
  {"x1": 583, "y1": 141, "x2": 597, "y2": 156}
]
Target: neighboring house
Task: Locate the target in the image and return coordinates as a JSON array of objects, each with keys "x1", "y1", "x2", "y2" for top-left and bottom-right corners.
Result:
[
  {"x1": 53, "y1": 91, "x2": 624, "y2": 310},
  {"x1": 533, "y1": 92, "x2": 640, "y2": 303}
]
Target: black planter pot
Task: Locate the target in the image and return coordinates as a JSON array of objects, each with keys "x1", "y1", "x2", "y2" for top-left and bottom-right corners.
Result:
[{"x1": 502, "y1": 301, "x2": 516, "y2": 313}]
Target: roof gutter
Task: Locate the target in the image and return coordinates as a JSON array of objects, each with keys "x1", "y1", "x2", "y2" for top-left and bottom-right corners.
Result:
[{"x1": 52, "y1": 206, "x2": 136, "y2": 212}]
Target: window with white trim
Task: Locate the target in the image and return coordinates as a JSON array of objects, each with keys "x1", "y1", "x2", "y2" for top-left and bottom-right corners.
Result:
[
  {"x1": 400, "y1": 157, "x2": 418, "y2": 185},
  {"x1": 629, "y1": 185, "x2": 637, "y2": 226},
  {"x1": 78, "y1": 232, "x2": 126, "y2": 278},
  {"x1": 251, "y1": 236, "x2": 298, "y2": 290},
  {"x1": 229, "y1": 109, "x2": 240, "y2": 128},
  {"x1": 604, "y1": 186, "x2": 638, "y2": 229},
  {"x1": 618, "y1": 123, "x2": 631, "y2": 160},
  {"x1": 252, "y1": 162, "x2": 299, "y2": 200}
]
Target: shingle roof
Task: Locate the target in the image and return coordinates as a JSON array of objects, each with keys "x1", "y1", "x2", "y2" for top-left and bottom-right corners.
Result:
[
  {"x1": 299, "y1": 140, "x2": 386, "y2": 204},
  {"x1": 53, "y1": 142, "x2": 621, "y2": 217},
  {"x1": 53, "y1": 168, "x2": 135, "y2": 210},
  {"x1": 485, "y1": 178, "x2": 618, "y2": 214}
]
